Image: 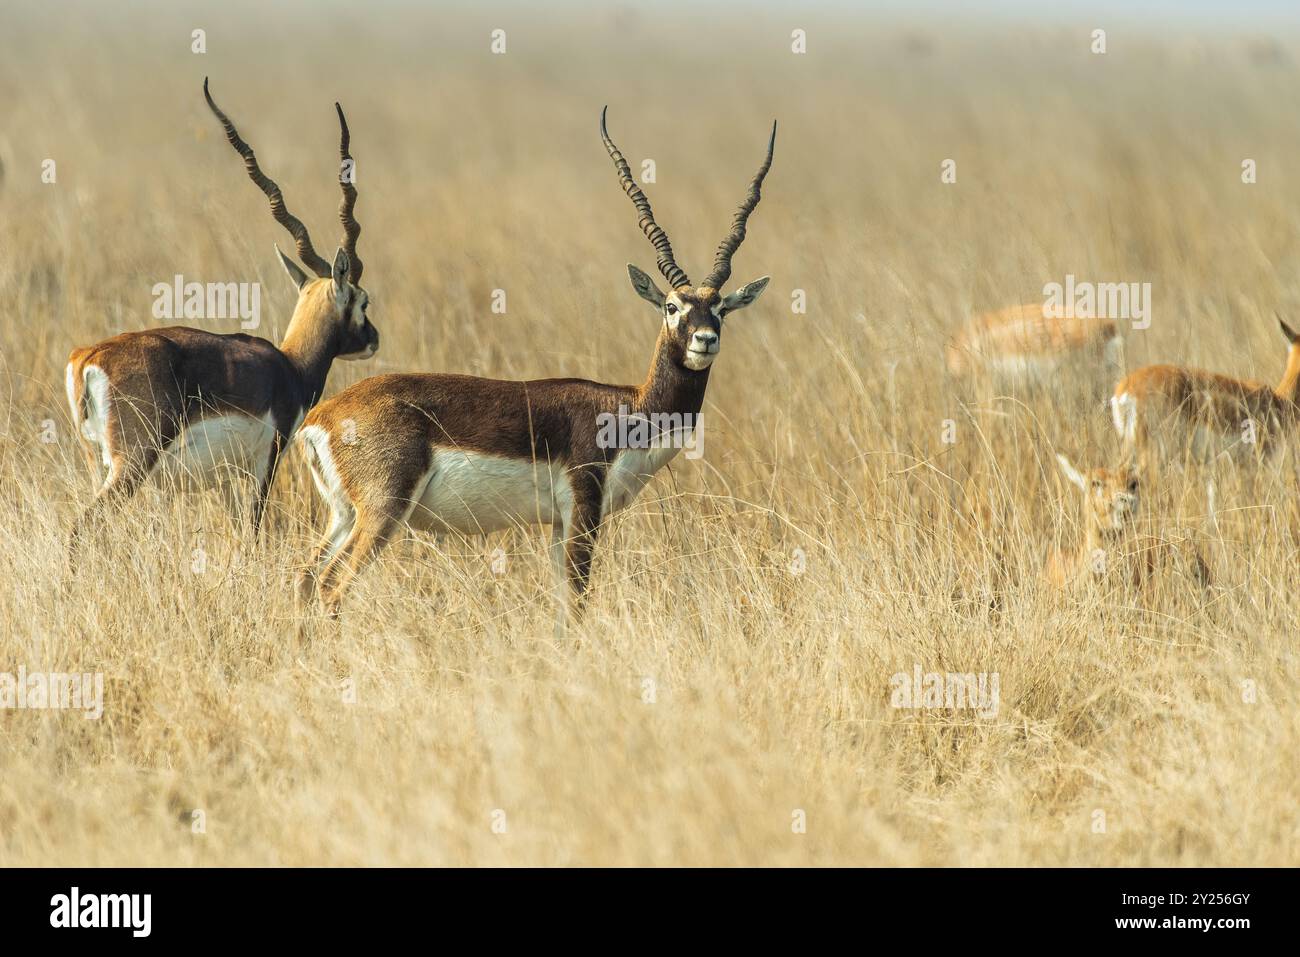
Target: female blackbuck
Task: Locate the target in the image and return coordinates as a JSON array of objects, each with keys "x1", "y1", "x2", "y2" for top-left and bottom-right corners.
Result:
[
  {"x1": 1111, "y1": 318, "x2": 1300, "y2": 468},
  {"x1": 295, "y1": 107, "x2": 776, "y2": 622},
  {"x1": 1046, "y1": 453, "x2": 1209, "y2": 591},
  {"x1": 66, "y1": 79, "x2": 379, "y2": 557},
  {"x1": 947, "y1": 303, "x2": 1122, "y2": 388}
]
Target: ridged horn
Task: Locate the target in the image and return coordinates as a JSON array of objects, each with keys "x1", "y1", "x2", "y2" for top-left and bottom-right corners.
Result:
[
  {"x1": 702, "y1": 121, "x2": 777, "y2": 291},
  {"x1": 335, "y1": 102, "x2": 362, "y2": 284},
  {"x1": 600, "y1": 106, "x2": 690, "y2": 290},
  {"x1": 203, "y1": 77, "x2": 332, "y2": 278}
]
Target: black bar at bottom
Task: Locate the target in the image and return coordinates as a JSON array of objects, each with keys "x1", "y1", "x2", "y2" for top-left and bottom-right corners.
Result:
[{"x1": 0, "y1": 867, "x2": 1284, "y2": 943}]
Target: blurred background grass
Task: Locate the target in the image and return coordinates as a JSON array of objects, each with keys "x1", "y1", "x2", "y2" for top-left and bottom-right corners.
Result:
[{"x1": 0, "y1": 0, "x2": 1296, "y2": 865}]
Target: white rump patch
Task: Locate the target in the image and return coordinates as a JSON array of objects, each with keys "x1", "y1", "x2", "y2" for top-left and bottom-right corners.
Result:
[
  {"x1": 299, "y1": 424, "x2": 355, "y2": 561},
  {"x1": 70, "y1": 364, "x2": 113, "y2": 473},
  {"x1": 1111, "y1": 392, "x2": 1136, "y2": 439},
  {"x1": 64, "y1": 363, "x2": 78, "y2": 429}
]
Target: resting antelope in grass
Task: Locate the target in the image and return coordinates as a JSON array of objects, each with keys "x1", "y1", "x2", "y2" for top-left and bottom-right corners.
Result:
[
  {"x1": 947, "y1": 303, "x2": 1122, "y2": 388},
  {"x1": 1046, "y1": 453, "x2": 1209, "y2": 591},
  {"x1": 295, "y1": 107, "x2": 776, "y2": 622},
  {"x1": 66, "y1": 79, "x2": 378, "y2": 558},
  {"x1": 1111, "y1": 318, "x2": 1300, "y2": 469}
]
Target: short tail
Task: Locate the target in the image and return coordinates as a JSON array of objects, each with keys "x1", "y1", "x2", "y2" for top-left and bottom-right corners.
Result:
[
  {"x1": 295, "y1": 423, "x2": 341, "y2": 505},
  {"x1": 1110, "y1": 392, "x2": 1137, "y2": 441},
  {"x1": 295, "y1": 422, "x2": 323, "y2": 473},
  {"x1": 66, "y1": 358, "x2": 108, "y2": 444}
]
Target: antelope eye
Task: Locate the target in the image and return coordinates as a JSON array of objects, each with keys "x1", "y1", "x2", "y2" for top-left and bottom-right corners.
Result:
[
  {"x1": 1128, "y1": 480, "x2": 1139, "y2": 492},
  {"x1": 665, "y1": 303, "x2": 678, "y2": 315}
]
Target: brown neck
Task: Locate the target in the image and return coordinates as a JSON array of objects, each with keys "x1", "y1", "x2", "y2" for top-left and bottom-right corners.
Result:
[
  {"x1": 1276, "y1": 344, "x2": 1300, "y2": 403},
  {"x1": 278, "y1": 293, "x2": 340, "y2": 406},
  {"x1": 633, "y1": 327, "x2": 711, "y2": 418}
]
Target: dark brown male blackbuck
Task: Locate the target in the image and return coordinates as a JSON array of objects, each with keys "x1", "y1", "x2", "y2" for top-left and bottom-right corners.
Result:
[
  {"x1": 295, "y1": 107, "x2": 776, "y2": 623},
  {"x1": 66, "y1": 79, "x2": 379, "y2": 558}
]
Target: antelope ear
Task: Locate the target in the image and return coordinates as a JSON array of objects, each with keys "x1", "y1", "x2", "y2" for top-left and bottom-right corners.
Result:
[
  {"x1": 1055, "y1": 453, "x2": 1087, "y2": 491},
  {"x1": 627, "y1": 264, "x2": 666, "y2": 309},
  {"x1": 720, "y1": 276, "x2": 770, "y2": 314},
  {"x1": 276, "y1": 245, "x2": 309, "y2": 291},
  {"x1": 331, "y1": 247, "x2": 352, "y2": 296},
  {"x1": 1278, "y1": 314, "x2": 1299, "y2": 344}
]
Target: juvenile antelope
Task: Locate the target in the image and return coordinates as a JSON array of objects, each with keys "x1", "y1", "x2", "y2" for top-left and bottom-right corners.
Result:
[
  {"x1": 1046, "y1": 454, "x2": 1209, "y2": 591},
  {"x1": 947, "y1": 303, "x2": 1121, "y2": 387},
  {"x1": 295, "y1": 108, "x2": 776, "y2": 622},
  {"x1": 66, "y1": 79, "x2": 378, "y2": 556},
  {"x1": 1111, "y1": 318, "x2": 1300, "y2": 468}
]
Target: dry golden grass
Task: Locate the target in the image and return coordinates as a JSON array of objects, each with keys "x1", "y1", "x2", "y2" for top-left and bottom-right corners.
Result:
[{"x1": 1, "y1": 1, "x2": 1298, "y2": 866}]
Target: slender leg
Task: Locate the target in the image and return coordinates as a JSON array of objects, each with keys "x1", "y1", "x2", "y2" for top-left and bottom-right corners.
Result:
[
  {"x1": 550, "y1": 522, "x2": 570, "y2": 636},
  {"x1": 75, "y1": 430, "x2": 106, "y2": 493},
  {"x1": 558, "y1": 469, "x2": 603, "y2": 626},
  {"x1": 296, "y1": 507, "x2": 355, "y2": 605},
  {"x1": 67, "y1": 448, "x2": 157, "y2": 573},
  {"x1": 563, "y1": 516, "x2": 599, "y2": 617},
  {"x1": 249, "y1": 433, "x2": 287, "y2": 538},
  {"x1": 317, "y1": 512, "x2": 402, "y2": 617},
  {"x1": 312, "y1": 474, "x2": 420, "y2": 616}
]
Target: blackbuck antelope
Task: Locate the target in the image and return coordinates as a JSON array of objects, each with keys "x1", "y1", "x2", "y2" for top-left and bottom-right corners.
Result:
[
  {"x1": 1111, "y1": 318, "x2": 1300, "y2": 468},
  {"x1": 947, "y1": 303, "x2": 1121, "y2": 387},
  {"x1": 295, "y1": 107, "x2": 776, "y2": 621},
  {"x1": 66, "y1": 79, "x2": 378, "y2": 557},
  {"x1": 1046, "y1": 454, "x2": 1209, "y2": 591}
]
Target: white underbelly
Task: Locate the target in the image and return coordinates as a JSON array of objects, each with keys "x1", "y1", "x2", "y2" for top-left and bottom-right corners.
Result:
[
  {"x1": 411, "y1": 449, "x2": 571, "y2": 534},
  {"x1": 156, "y1": 412, "x2": 277, "y2": 487},
  {"x1": 978, "y1": 344, "x2": 1119, "y2": 386},
  {"x1": 983, "y1": 354, "x2": 1064, "y2": 384}
]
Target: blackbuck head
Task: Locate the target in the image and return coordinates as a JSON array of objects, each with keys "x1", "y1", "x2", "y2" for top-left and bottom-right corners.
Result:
[
  {"x1": 601, "y1": 107, "x2": 774, "y2": 372},
  {"x1": 1056, "y1": 454, "x2": 1141, "y2": 536},
  {"x1": 203, "y1": 78, "x2": 379, "y2": 362}
]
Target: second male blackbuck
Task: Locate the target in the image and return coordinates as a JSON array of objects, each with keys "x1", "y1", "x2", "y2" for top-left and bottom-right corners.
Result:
[
  {"x1": 295, "y1": 107, "x2": 777, "y2": 622},
  {"x1": 66, "y1": 79, "x2": 379, "y2": 557},
  {"x1": 1111, "y1": 318, "x2": 1300, "y2": 468}
]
